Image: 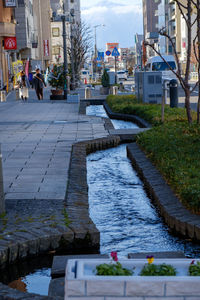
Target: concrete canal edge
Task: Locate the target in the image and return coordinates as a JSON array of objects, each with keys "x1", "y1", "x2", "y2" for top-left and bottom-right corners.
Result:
[
  {"x1": 127, "y1": 143, "x2": 200, "y2": 240},
  {"x1": 64, "y1": 135, "x2": 121, "y2": 252}
]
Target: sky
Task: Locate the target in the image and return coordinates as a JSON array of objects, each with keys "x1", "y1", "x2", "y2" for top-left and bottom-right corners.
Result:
[{"x1": 81, "y1": 0, "x2": 143, "y2": 52}]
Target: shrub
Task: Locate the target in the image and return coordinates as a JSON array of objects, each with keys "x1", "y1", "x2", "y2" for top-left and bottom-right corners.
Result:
[
  {"x1": 48, "y1": 64, "x2": 66, "y2": 89},
  {"x1": 101, "y1": 69, "x2": 110, "y2": 87}
]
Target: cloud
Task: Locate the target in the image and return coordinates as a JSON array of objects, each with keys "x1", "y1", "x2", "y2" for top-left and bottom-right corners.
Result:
[{"x1": 81, "y1": 0, "x2": 143, "y2": 49}]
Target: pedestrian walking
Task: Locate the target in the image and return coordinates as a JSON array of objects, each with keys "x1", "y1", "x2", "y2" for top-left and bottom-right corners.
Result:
[
  {"x1": 19, "y1": 71, "x2": 30, "y2": 101},
  {"x1": 33, "y1": 68, "x2": 46, "y2": 100}
]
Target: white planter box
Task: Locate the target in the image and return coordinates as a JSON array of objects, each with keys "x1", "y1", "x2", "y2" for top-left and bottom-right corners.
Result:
[
  {"x1": 67, "y1": 94, "x2": 80, "y2": 103},
  {"x1": 65, "y1": 258, "x2": 200, "y2": 300}
]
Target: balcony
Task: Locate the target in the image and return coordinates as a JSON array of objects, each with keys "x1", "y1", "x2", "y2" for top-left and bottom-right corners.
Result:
[{"x1": 0, "y1": 22, "x2": 15, "y2": 37}]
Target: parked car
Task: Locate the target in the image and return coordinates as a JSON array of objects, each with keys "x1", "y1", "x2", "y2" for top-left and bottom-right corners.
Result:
[
  {"x1": 145, "y1": 55, "x2": 177, "y2": 80},
  {"x1": 117, "y1": 70, "x2": 128, "y2": 81}
]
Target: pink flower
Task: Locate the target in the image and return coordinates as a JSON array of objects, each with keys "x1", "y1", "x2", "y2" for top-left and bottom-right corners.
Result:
[{"x1": 111, "y1": 251, "x2": 118, "y2": 262}]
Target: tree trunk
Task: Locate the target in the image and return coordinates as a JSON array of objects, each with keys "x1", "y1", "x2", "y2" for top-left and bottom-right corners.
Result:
[
  {"x1": 197, "y1": 0, "x2": 200, "y2": 123},
  {"x1": 185, "y1": 88, "x2": 193, "y2": 123}
]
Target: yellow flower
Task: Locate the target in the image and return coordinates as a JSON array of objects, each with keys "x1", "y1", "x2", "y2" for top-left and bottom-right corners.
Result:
[{"x1": 147, "y1": 256, "x2": 154, "y2": 264}]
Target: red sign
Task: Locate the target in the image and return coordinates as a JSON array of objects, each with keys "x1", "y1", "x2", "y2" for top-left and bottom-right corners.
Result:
[
  {"x1": 4, "y1": 37, "x2": 17, "y2": 50},
  {"x1": 43, "y1": 40, "x2": 49, "y2": 57}
]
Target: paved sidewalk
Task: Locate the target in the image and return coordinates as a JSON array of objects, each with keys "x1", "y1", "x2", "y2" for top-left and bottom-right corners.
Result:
[{"x1": 1, "y1": 89, "x2": 108, "y2": 202}]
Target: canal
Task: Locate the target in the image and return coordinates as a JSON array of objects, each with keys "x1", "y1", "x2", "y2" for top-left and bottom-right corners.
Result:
[{"x1": 86, "y1": 105, "x2": 200, "y2": 258}]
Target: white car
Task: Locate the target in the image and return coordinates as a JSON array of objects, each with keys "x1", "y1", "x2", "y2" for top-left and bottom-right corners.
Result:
[
  {"x1": 145, "y1": 55, "x2": 177, "y2": 80},
  {"x1": 117, "y1": 71, "x2": 127, "y2": 81}
]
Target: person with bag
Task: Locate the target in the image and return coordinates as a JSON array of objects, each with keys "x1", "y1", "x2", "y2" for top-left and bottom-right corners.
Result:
[
  {"x1": 33, "y1": 68, "x2": 46, "y2": 100},
  {"x1": 19, "y1": 70, "x2": 30, "y2": 101}
]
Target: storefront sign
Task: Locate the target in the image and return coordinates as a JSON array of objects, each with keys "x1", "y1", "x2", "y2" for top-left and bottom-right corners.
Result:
[
  {"x1": 43, "y1": 40, "x2": 49, "y2": 57},
  {"x1": 4, "y1": 37, "x2": 17, "y2": 50},
  {"x1": 3, "y1": 0, "x2": 17, "y2": 7}
]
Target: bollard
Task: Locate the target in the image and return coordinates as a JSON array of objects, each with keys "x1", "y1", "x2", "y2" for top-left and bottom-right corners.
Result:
[
  {"x1": 15, "y1": 89, "x2": 20, "y2": 100},
  {"x1": 169, "y1": 79, "x2": 178, "y2": 108},
  {"x1": 0, "y1": 91, "x2": 6, "y2": 102},
  {"x1": 113, "y1": 86, "x2": 118, "y2": 95},
  {"x1": 110, "y1": 86, "x2": 117, "y2": 95},
  {"x1": 85, "y1": 87, "x2": 91, "y2": 99},
  {"x1": 0, "y1": 144, "x2": 5, "y2": 214}
]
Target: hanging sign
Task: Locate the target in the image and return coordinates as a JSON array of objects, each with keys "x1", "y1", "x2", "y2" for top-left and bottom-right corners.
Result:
[
  {"x1": 43, "y1": 40, "x2": 49, "y2": 57},
  {"x1": 3, "y1": 0, "x2": 17, "y2": 7},
  {"x1": 4, "y1": 37, "x2": 17, "y2": 50}
]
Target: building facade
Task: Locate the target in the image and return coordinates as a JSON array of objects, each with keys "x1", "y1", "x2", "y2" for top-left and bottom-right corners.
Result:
[
  {"x1": 32, "y1": 0, "x2": 52, "y2": 71},
  {"x1": 50, "y1": 0, "x2": 80, "y2": 64},
  {"x1": 0, "y1": 0, "x2": 16, "y2": 89},
  {"x1": 142, "y1": 0, "x2": 161, "y2": 58}
]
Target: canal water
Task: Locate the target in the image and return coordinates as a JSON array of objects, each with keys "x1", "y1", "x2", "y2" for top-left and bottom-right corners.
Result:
[
  {"x1": 86, "y1": 105, "x2": 200, "y2": 258},
  {"x1": 86, "y1": 105, "x2": 138, "y2": 129}
]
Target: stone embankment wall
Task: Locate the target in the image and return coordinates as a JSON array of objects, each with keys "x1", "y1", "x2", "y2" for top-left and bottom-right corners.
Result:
[{"x1": 127, "y1": 143, "x2": 200, "y2": 240}]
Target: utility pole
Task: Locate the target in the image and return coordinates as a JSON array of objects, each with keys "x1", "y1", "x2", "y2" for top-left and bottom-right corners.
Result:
[{"x1": 62, "y1": 2, "x2": 68, "y2": 99}]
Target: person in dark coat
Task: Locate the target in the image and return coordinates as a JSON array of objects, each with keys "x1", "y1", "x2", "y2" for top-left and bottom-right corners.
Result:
[{"x1": 33, "y1": 68, "x2": 46, "y2": 100}]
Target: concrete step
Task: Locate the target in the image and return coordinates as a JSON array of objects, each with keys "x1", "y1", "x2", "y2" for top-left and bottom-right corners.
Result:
[{"x1": 51, "y1": 254, "x2": 109, "y2": 278}]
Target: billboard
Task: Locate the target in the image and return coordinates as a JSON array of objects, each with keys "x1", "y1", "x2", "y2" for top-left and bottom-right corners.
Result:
[
  {"x1": 3, "y1": 0, "x2": 17, "y2": 7},
  {"x1": 106, "y1": 43, "x2": 119, "y2": 52}
]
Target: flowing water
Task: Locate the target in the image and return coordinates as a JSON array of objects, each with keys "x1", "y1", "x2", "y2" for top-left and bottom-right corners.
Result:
[
  {"x1": 86, "y1": 105, "x2": 200, "y2": 258},
  {"x1": 86, "y1": 105, "x2": 139, "y2": 129}
]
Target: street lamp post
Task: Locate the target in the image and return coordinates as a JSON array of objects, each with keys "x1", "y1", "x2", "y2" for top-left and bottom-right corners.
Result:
[
  {"x1": 70, "y1": 9, "x2": 75, "y2": 90},
  {"x1": 62, "y1": 3, "x2": 68, "y2": 99},
  {"x1": 93, "y1": 24, "x2": 105, "y2": 78}
]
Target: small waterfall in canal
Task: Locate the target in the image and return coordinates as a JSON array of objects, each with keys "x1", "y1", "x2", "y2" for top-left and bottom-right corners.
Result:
[{"x1": 86, "y1": 105, "x2": 200, "y2": 258}]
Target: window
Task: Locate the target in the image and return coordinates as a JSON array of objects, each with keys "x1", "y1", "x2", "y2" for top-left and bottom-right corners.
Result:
[
  {"x1": 52, "y1": 28, "x2": 60, "y2": 37},
  {"x1": 18, "y1": 0, "x2": 24, "y2": 6},
  {"x1": 52, "y1": 46, "x2": 60, "y2": 55},
  {"x1": 152, "y1": 61, "x2": 176, "y2": 71}
]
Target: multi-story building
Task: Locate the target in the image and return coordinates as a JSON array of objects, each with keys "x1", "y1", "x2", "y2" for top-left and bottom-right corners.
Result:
[
  {"x1": 142, "y1": 0, "x2": 161, "y2": 58},
  {"x1": 0, "y1": 0, "x2": 16, "y2": 89},
  {"x1": 50, "y1": 0, "x2": 80, "y2": 64},
  {"x1": 15, "y1": 0, "x2": 51, "y2": 71},
  {"x1": 32, "y1": 0, "x2": 52, "y2": 70}
]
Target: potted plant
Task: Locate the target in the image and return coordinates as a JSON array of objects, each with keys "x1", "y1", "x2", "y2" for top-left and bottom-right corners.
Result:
[
  {"x1": 48, "y1": 64, "x2": 66, "y2": 100},
  {"x1": 100, "y1": 69, "x2": 110, "y2": 95}
]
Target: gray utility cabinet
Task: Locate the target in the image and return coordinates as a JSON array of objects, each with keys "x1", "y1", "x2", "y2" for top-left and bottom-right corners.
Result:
[{"x1": 135, "y1": 71, "x2": 162, "y2": 104}]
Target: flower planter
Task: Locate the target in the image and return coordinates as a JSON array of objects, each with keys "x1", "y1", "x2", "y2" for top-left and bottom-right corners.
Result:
[
  {"x1": 51, "y1": 89, "x2": 63, "y2": 95},
  {"x1": 65, "y1": 258, "x2": 200, "y2": 300},
  {"x1": 50, "y1": 89, "x2": 64, "y2": 100}
]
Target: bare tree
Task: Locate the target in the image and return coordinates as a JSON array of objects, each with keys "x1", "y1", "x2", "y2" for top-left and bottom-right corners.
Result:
[
  {"x1": 145, "y1": 0, "x2": 196, "y2": 124},
  {"x1": 67, "y1": 21, "x2": 93, "y2": 87},
  {"x1": 191, "y1": 0, "x2": 200, "y2": 123}
]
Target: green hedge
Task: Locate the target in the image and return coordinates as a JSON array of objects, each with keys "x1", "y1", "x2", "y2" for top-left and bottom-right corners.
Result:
[
  {"x1": 106, "y1": 95, "x2": 200, "y2": 212},
  {"x1": 106, "y1": 95, "x2": 196, "y2": 125}
]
